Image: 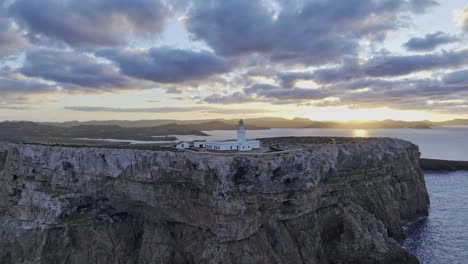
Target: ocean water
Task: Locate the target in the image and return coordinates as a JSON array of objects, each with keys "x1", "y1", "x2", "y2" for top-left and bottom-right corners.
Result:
[
  {"x1": 173, "y1": 126, "x2": 468, "y2": 161},
  {"x1": 82, "y1": 126, "x2": 468, "y2": 161},
  {"x1": 404, "y1": 171, "x2": 468, "y2": 264}
]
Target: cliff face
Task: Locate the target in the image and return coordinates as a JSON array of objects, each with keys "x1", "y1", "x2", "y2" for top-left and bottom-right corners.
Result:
[{"x1": 0, "y1": 138, "x2": 429, "y2": 264}]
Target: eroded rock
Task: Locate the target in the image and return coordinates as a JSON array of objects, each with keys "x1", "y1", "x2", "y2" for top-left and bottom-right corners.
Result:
[{"x1": 0, "y1": 138, "x2": 429, "y2": 263}]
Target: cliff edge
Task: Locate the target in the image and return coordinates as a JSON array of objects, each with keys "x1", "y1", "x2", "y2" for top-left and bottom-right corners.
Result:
[{"x1": 0, "y1": 137, "x2": 429, "y2": 264}]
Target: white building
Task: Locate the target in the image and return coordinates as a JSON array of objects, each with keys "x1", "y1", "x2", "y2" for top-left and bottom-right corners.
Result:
[
  {"x1": 176, "y1": 142, "x2": 191, "y2": 149},
  {"x1": 193, "y1": 141, "x2": 206, "y2": 148},
  {"x1": 205, "y1": 119, "x2": 260, "y2": 152}
]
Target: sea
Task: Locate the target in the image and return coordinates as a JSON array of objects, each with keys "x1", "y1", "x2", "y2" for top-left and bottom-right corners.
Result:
[
  {"x1": 174, "y1": 126, "x2": 468, "y2": 161},
  {"x1": 84, "y1": 126, "x2": 468, "y2": 161},
  {"x1": 404, "y1": 171, "x2": 468, "y2": 264}
]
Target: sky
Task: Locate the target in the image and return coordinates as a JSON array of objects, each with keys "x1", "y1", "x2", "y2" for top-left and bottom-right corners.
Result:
[{"x1": 0, "y1": 0, "x2": 467, "y2": 122}]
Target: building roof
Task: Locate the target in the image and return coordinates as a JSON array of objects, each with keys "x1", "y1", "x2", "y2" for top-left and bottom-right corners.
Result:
[{"x1": 207, "y1": 139, "x2": 260, "y2": 145}]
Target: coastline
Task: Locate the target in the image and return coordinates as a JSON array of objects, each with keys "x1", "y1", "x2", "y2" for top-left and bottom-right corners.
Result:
[{"x1": 420, "y1": 158, "x2": 468, "y2": 172}]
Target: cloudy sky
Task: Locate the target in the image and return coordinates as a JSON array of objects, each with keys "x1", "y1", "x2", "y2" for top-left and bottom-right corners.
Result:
[{"x1": 0, "y1": 0, "x2": 467, "y2": 121}]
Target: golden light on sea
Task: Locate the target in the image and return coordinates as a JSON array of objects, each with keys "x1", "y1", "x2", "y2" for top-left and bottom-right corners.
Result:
[{"x1": 352, "y1": 129, "x2": 369, "y2": 138}]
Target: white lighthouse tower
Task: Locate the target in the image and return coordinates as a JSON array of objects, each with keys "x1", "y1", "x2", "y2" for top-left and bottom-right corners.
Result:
[
  {"x1": 237, "y1": 119, "x2": 246, "y2": 143},
  {"x1": 203, "y1": 118, "x2": 260, "y2": 151}
]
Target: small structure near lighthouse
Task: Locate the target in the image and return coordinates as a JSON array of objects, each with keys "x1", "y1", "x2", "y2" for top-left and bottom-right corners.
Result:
[{"x1": 203, "y1": 119, "x2": 260, "y2": 152}]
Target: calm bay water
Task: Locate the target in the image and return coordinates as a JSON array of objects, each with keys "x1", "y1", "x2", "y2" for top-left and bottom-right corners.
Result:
[
  {"x1": 173, "y1": 126, "x2": 468, "y2": 161},
  {"x1": 404, "y1": 171, "x2": 468, "y2": 264},
  {"x1": 86, "y1": 126, "x2": 467, "y2": 160}
]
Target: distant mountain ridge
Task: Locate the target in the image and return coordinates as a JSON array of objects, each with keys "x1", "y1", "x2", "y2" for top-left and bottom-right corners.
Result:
[
  {"x1": 38, "y1": 117, "x2": 465, "y2": 129},
  {"x1": 430, "y1": 119, "x2": 468, "y2": 126},
  {"x1": 1, "y1": 117, "x2": 466, "y2": 144}
]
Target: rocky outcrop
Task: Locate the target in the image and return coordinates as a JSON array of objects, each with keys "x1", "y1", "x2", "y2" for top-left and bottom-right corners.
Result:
[
  {"x1": 419, "y1": 158, "x2": 468, "y2": 171},
  {"x1": 0, "y1": 137, "x2": 429, "y2": 264}
]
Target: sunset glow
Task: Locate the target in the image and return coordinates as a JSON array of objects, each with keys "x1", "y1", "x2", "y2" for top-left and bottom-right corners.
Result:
[{"x1": 0, "y1": 0, "x2": 467, "y2": 122}]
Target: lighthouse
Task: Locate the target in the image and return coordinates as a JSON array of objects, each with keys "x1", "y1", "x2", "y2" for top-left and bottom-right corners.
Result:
[
  {"x1": 202, "y1": 118, "x2": 260, "y2": 151},
  {"x1": 237, "y1": 119, "x2": 246, "y2": 143}
]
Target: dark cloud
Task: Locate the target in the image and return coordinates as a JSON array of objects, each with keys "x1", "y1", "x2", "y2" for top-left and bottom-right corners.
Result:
[
  {"x1": 307, "y1": 76, "x2": 468, "y2": 114},
  {"x1": 244, "y1": 83, "x2": 331, "y2": 103},
  {"x1": 277, "y1": 72, "x2": 315, "y2": 89},
  {"x1": 403, "y1": 31, "x2": 459, "y2": 51},
  {"x1": 0, "y1": 76, "x2": 56, "y2": 94},
  {"x1": 10, "y1": 0, "x2": 171, "y2": 47},
  {"x1": 20, "y1": 49, "x2": 139, "y2": 92},
  {"x1": 203, "y1": 73, "x2": 468, "y2": 113},
  {"x1": 277, "y1": 58, "x2": 362, "y2": 87},
  {"x1": 0, "y1": 76, "x2": 58, "y2": 105},
  {"x1": 186, "y1": 0, "x2": 437, "y2": 65},
  {"x1": 98, "y1": 47, "x2": 231, "y2": 83},
  {"x1": 203, "y1": 83, "x2": 333, "y2": 105},
  {"x1": 443, "y1": 69, "x2": 468, "y2": 85},
  {"x1": 363, "y1": 49, "x2": 468, "y2": 77},
  {"x1": 278, "y1": 49, "x2": 468, "y2": 87},
  {"x1": 65, "y1": 106, "x2": 273, "y2": 114}
]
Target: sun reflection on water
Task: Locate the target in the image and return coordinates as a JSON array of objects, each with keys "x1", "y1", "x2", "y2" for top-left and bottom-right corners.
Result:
[{"x1": 352, "y1": 129, "x2": 369, "y2": 137}]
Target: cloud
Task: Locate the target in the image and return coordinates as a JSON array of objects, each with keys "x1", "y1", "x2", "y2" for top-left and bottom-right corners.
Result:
[
  {"x1": 278, "y1": 48, "x2": 468, "y2": 87},
  {"x1": 203, "y1": 92, "x2": 255, "y2": 104},
  {"x1": 0, "y1": 76, "x2": 58, "y2": 105},
  {"x1": 97, "y1": 47, "x2": 231, "y2": 83},
  {"x1": 186, "y1": 0, "x2": 437, "y2": 65},
  {"x1": 0, "y1": 18, "x2": 29, "y2": 57},
  {"x1": 0, "y1": 76, "x2": 57, "y2": 94},
  {"x1": 403, "y1": 31, "x2": 459, "y2": 51},
  {"x1": 0, "y1": 105, "x2": 30, "y2": 110},
  {"x1": 408, "y1": 0, "x2": 438, "y2": 13},
  {"x1": 443, "y1": 69, "x2": 468, "y2": 85},
  {"x1": 277, "y1": 57, "x2": 361, "y2": 87},
  {"x1": 314, "y1": 76, "x2": 468, "y2": 112},
  {"x1": 363, "y1": 49, "x2": 468, "y2": 77},
  {"x1": 20, "y1": 49, "x2": 140, "y2": 92},
  {"x1": 10, "y1": 0, "x2": 171, "y2": 47},
  {"x1": 64, "y1": 106, "x2": 273, "y2": 114},
  {"x1": 455, "y1": 5, "x2": 468, "y2": 32},
  {"x1": 242, "y1": 83, "x2": 331, "y2": 104},
  {"x1": 203, "y1": 74, "x2": 468, "y2": 113},
  {"x1": 464, "y1": 8, "x2": 468, "y2": 32}
]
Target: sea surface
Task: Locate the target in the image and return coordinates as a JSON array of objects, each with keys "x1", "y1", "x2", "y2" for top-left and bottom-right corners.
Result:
[
  {"x1": 80, "y1": 126, "x2": 468, "y2": 160},
  {"x1": 173, "y1": 126, "x2": 468, "y2": 161},
  {"x1": 404, "y1": 171, "x2": 468, "y2": 264}
]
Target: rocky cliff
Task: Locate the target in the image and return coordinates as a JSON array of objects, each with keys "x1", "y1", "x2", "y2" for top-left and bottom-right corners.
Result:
[{"x1": 0, "y1": 137, "x2": 429, "y2": 264}]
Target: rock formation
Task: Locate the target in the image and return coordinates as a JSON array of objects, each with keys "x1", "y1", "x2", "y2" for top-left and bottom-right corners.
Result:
[{"x1": 0, "y1": 137, "x2": 429, "y2": 264}]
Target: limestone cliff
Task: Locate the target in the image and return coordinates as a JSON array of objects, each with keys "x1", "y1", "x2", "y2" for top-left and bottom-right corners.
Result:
[{"x1": 0, "y1": 137, "x2": 429, "y2": 264}]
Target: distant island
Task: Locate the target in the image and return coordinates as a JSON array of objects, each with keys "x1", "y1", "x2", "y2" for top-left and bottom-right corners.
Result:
[{"x1": 1, "y1": 117, "x2": 467, "y2": 145}]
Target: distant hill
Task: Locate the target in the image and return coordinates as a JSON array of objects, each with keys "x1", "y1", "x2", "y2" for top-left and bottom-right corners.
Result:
[
  {"x1": 41, "y1": 117, "x2": 434, "y2": 129},
  {"x1": 41, "y1": 119, "x2": 269, "y2": 129},
  {"x1": 431, "y1": 119, "x2": 468, "y2": 126},
  {"x1": 0, "y1": 121, "x2": 208, "y2": 143},
  {"x1": 306, "y1": 120, "x2": 433, "y2": 129},
  {"x1": 6, "y1": 117, "x2": 468, "y2": 145}
]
